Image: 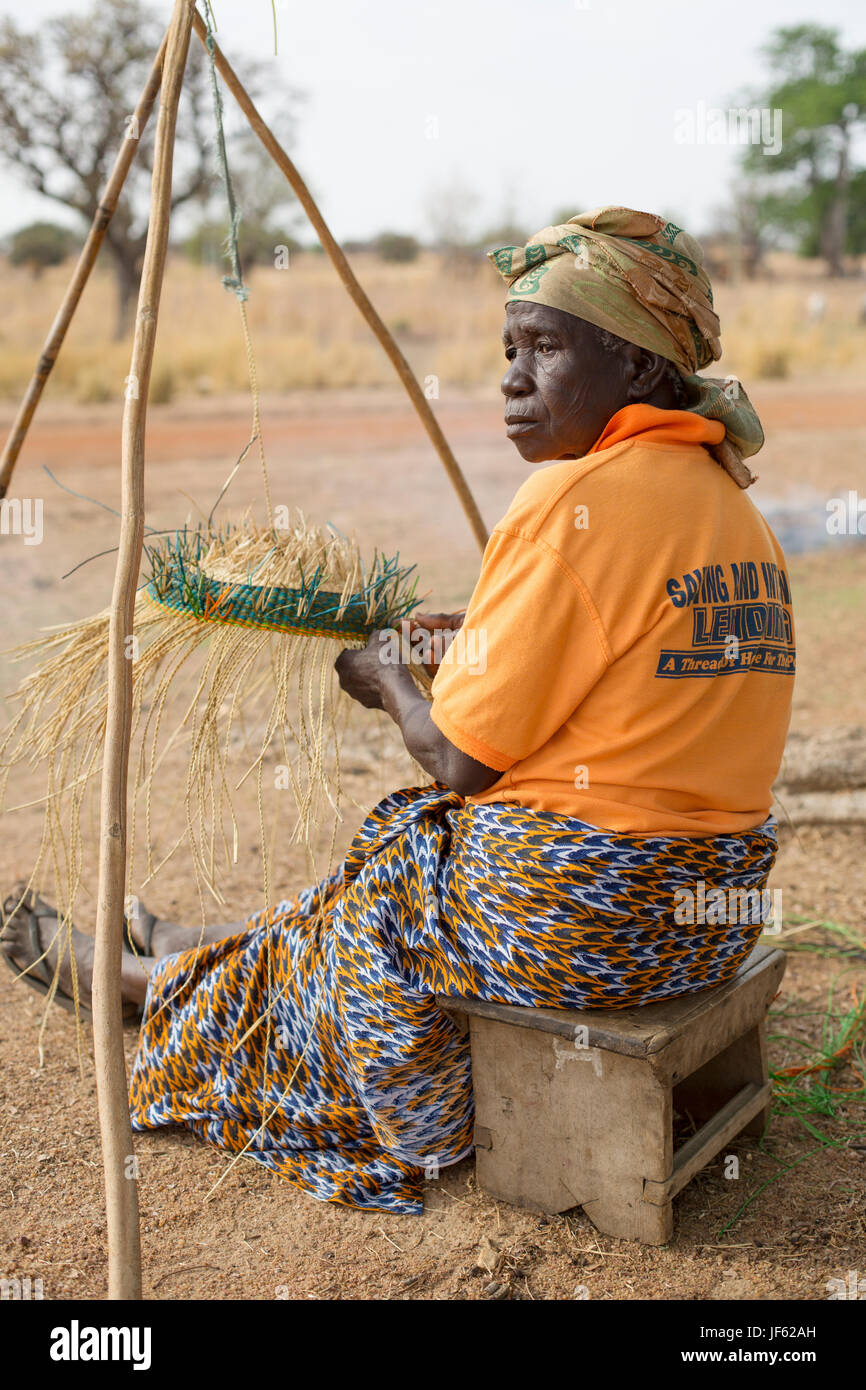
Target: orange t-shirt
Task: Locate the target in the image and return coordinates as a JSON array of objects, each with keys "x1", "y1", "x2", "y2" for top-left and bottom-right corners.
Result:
[{"x1": 430, "y1": 404, "x2": 795, "y2": 836}]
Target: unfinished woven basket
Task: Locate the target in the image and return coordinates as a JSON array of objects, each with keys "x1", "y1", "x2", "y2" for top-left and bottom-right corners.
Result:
[{"x1": 0, "y1": 511, "x2": 426, "y2": 924}]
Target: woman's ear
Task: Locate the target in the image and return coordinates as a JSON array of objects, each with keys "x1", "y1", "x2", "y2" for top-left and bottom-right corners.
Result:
[{"x1": 623, "y1": 345, "x2": 670, "y2": 402}]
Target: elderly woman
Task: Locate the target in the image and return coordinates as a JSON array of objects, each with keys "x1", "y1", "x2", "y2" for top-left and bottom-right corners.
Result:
[{"x1": 2, "y1": 207, "x2": 794, "y2": 1214}]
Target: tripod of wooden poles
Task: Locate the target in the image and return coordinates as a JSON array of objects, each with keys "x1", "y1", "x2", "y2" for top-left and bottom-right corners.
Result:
[{"x1": 0, "y1": 0, "x2": 487, "y2": 1300}]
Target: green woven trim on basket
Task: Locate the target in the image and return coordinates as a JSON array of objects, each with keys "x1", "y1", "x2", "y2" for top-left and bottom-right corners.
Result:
[{"x1": 144, "y1": 527, "x2": 421, "y2": 640}]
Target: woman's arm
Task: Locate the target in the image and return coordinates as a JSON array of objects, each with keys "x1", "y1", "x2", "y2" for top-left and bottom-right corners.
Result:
[{"x1": 334, "y1": 631, "x2": 500, "y2": 798}]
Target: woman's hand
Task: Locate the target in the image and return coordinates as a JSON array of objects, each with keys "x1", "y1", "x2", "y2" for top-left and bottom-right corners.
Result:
[
  {"x1": 334, "y1": 607, "x2": 466, "y2": 705},
  {"x1": 407, "y1": 609, "x2": 466, "y2": 677},
  {"x1": 408, "y1": 609, "x2": 465, "y2": 636},
  {"x1": 334, "y1": 622, "x2": 500, "y2": 797},
  {"x1": 334, "y1": 634, "x2": 391, "y2": 709}
]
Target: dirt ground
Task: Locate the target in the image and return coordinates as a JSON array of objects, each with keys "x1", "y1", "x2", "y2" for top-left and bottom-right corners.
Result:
[{"x1": 1, "y1": 380, "x2": 865, "y2": 1300}]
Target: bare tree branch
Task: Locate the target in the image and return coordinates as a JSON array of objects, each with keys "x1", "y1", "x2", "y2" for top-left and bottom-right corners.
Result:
[{"x1": 0, "y1": 0, "x2": 301, "y2": 335}]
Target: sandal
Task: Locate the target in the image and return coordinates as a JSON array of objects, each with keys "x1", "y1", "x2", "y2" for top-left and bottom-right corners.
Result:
[{"x1": 1, "y1": 885, "x2": 142, "y2": 1022}]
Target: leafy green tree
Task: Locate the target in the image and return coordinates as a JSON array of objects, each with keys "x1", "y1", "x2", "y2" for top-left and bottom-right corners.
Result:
[
  {"x1": 7, "y1": 220, "x2": 80, "y2": 273},
  {"x1": 740, "y1": 25, "x2": 866, "y2": 274},
  {"x1": 183, "y1": 220, "x2": 301, "y2": 270},
  {"x1": 374, "y1": 232, "x2": 420, "y2": 264}
]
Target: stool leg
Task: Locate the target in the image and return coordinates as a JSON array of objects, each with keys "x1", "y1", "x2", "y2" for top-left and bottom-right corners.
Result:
[
  {"x1": 673, "y1": 1022, "x2": 771, "y2": 1139},
  {"x1": 467, "y1": 1016, "x2": 675, "y2": 1245},
  {"x1": 584, "y1": 1177, "x2": 673, "y2": 1246},
  {"x1": 738, "y1": 1023, "x2": 772, "y2": 1137}
]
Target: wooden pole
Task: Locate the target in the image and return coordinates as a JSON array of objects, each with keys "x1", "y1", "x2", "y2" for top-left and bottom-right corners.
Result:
[
  {"x1": 191, "y1": 10, "x2": 489, "y2": 554},
  {"x1": 0, "y1": 32, "x2": 169, "y2": 501},
  {"x1": 91, "y1": 0, "x2": 194, "y2": 1302}
]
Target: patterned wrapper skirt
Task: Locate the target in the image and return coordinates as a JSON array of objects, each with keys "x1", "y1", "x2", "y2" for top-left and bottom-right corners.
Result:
[{"x1": 128, "y1": 784, "x2": 777, "y2": 1214}]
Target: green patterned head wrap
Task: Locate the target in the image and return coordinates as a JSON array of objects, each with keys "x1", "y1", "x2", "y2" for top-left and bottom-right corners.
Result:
[{"x1": 489, "y1": 206, "x2": 764, "y2": 485}]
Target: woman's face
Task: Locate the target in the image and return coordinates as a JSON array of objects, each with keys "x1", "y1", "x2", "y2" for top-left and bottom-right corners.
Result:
[{"x1": 500, "y1": 300, "x2": 632, "y2": 463}]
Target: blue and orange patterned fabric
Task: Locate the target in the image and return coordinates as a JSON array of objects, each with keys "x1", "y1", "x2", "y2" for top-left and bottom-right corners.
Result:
[{"x1": 128, "y1": 783, "x2": 777, "y2": 1214}]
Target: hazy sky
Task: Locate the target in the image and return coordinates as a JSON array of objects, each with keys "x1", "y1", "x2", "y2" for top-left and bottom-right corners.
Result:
[{"x1": 1, "y1": 0, "x2": 864, "y2": 244}]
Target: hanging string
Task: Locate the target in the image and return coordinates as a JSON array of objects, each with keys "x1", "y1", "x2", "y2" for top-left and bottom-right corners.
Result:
[
  {"x1": 201, "y1": 1, "x2": 273, "y2": 526},
  {"x1": 201, "y1": 2, "x2": 247, "y2": 301}
]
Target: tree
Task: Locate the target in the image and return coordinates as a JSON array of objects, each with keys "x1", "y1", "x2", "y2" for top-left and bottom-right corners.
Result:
[
  {"x1": 846, "y1": 169, "x2": 866, "y2": 259},
  {"x1": 739, "y1": 25, "x2": 866, "y2": 275},
  {"x1": 7, "y1": 220, "x2": 80, "y2": 274},
  {"x1": 0, "y1": 0, "x2": 301, "y2": 336},
  {"x1": 704, "y1": 183, "x2": 774, "y2": 280},
  {"x1": 476, "y1": 192, "x2": 529, "y2": 250},
  {"x1": 548, "y1": 205, "x2": 582, "y2": 228},
  {"x1": 478, "y1": 219, "x2": 529, "y2": 250},
  {"x1": 183, "y1": 220, "x2": 302, "y2": 271},
  {"x1": 374, "y1": 231, "x2": 420, "y2": 264},
  {"x1": 186, "y1": 120, "x2": 306, "y2": 273},
  {"x1": 425, "y1": 177, "x2": 480, "y2": 258}
]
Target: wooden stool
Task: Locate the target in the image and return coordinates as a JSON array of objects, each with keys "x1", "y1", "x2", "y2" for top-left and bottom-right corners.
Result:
[{"x1": 436, "y1": 943, "x2": 785, "y2": 1245}]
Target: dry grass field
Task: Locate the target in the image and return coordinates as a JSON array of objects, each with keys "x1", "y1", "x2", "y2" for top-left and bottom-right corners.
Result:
[{"x1": 2, "y1": 249, "x2": 866, "y2": 408}]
